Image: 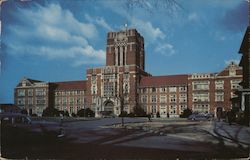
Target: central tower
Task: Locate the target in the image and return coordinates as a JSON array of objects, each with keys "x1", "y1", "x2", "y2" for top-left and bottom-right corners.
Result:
[
  {"x1": 86, "y1": 28, "x2": 150, "y2": 117},
  {"x1": 106, "y1": 29, "x2": 145, "y2": 70}
]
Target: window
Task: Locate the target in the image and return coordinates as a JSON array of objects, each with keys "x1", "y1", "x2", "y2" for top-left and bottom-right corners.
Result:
[
  {"x1": 169, "y1": 87, "x2": 177, "y2": 92},
  {"x1": 215, "y1": 80, "x2": 224, "y2": 90},
  {"x1": 104, "y1": 74, "x2": 115, "y2": 80},
  {"x1": 55, "y1": 98, "x2": 61, "y2": 105},
  {"x1": 36, "y1": 97, "x2": 46, "y2": 104},
  {"x1": 28, "y1": 98, "x2": 33, "y2": 105},
  {"x1": 192, "y1": 104, "x2": 209, "y2": 113},
  {"x1": 160, "y1": 105, "x2": 166, "y2": 115},
  {"x1": 179, "y1": 94, "x2": 187, "y2": 103},
  {"x1": 92, "y1": 85, "x2": 97, "y2": 94},
  {"x1": 151, "y1": 105, "x2": 157, "y2": 113},
  {"x1": 151, "y1": 95, "x2": 157, "y2": 103},
  {"x1": 124, "y1": 73, "x2": 129, "y2": 79},
  {"x1": 141, "y1": 95, "x2": 147, "y2": 103},
  {"x1": 104, "y1": 82, "x2": 114, "y2": 96},
  {"x1": 124, "y1": 96, "x2": 129, "y2": 103},
  {"x1": 62, "y1": 98, "x2": 67, "y2": 105},
  {"x1": 215, "y1": 92, "x2": 224, "y2": 102},
  {"x1": 124, "y1": 83, "x2": 129, "y2": 94},
  {"x1": 142, "y1": 88, "x2": 147, "y2": 93},
  {"x1": 180, "y1": 86, "x2": 187, "y2": 92},
  {"x1": 192, "y1": 81, "x2": 209, "y2": 90},
  {"x1": 92, "y1": 96, "x2": 97, "y2": 104},
  {"x1": 70, "y1": 98, "x2": 74, "y2": 105},
  {"x1": 231, "y1": 80, "x2": 241, "y2": 89},
  {"x1": 18, "y1": 98, "x2": 25, "y2": 105},
  {"x1": 193, "y1": 93, "x2": 209, "y2": 102},
  {"x1": 152, "y1": 87, "x2": 156, "y2": 93},
  {"x1": 92, "y1": 75, "x2": 97, "y2": 83},
  {"x1": 169, "y1": 94, "x2": 176, "y2": 103},
  {"x1": 180, "y1": 105, "x2": 187, "y2": 114},
  {"x1": 170, "y1": 105, "x2": 177, "y2": 114},
  {"x1": 77, "y1": 97, "x2": 81, "y2": 104},
  {"x1": 35, "y1": 88, "x2": 46, "y2": 96},
  {"x1": 160, "y1": 95, "x2": 166, "y2": 103},
  {"x1": 28, "y1": 89, "x2": 33, "y2": 96},
  {"x1": 160, "y1": 87, "x2": 166, "y2": 93},
  {"x1": 18, "y1": 90, "x2": 25, "y2": 96}
]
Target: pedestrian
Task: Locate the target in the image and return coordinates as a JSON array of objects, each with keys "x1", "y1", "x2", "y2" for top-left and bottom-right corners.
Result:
[
  {"x1": 147, "y1": 114, "x2": 151, "y2": 122},
  {"x1": 58, "y1": 114, "x2": 64, "y2": 137},
  {"x1": 227, "y1": 111, "x2": 232, "y2": 125}
]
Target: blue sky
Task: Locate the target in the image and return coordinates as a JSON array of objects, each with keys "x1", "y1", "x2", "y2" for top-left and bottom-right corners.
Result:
[{"x1": 0, "y1": 0, "x2": 248, "y2": 103}]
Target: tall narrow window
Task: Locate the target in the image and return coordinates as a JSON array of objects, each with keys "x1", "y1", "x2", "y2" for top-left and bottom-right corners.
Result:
[
  {"x1": 123, "y1": 46, "x2": 125, "y2": 65},
  {"x1": 118, "y1": 47, "x2": 120, "y2": 66}
]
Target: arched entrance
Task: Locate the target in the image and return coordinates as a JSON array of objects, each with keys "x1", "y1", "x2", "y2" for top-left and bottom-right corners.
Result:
[{"x1": 101, "y1": 100, "x2": 114, "y2": 116}]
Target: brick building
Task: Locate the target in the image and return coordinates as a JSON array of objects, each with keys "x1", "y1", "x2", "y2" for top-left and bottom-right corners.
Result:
[
  {"x1": 188, "y1": 62, "x2": 242, "y2": 115},
  {"x1": 14, "y1": 78, "x2": 86, "y2": 116},
  {"x1": 86, "y1": 29, "x2": 150, "y2": 117},
  {"x1": 52, "y1": 81, "x2": 87, "y2": 115},
  {"x1": 138, "y1": 75, "x2": 188, "y2": 118},
  {"x1": 14, "y1": 28, "x2": 243, "y2": 117},
  {"x1": 14, "y1": 78, "x2": 51, "y2": 116}
]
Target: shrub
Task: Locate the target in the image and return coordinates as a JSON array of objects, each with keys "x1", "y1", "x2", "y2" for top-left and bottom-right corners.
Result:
[
  {"x1": 71, "y1": 113, "x2": 77, "y2": 117},
  {"x1": 180, "y1": 108, "x2": 192, "y2": 118},
  {"x1": 156, "y1": 112, "x2": 160, "y2": 118},
  {"x1": 42, "y1": 107, "x2": 60, "y2": 117},
  {"x1": 127, "y1": 113, "x2": 135, "y2": 117},
  {"x1": 77, "y1": 108, "x2": 95, "y2": 117},
  {"x1": 119, "y1": 111, "x2": 128, "y2": 117},
  {"x1": 133, "y1": 106, "x2": 147, "y2": 117}
]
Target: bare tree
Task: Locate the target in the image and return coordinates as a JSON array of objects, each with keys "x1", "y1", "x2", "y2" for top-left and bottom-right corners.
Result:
[{"x1": 123, "y1": 0, "x2": 184, "y2": 15}]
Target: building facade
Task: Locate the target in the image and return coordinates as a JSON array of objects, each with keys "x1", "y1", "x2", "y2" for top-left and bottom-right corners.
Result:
[
  {"x1": 237, "y1": 26, "x2": 250, "y2": 126},
  {"x1": 14, "y1": 79, "x2": 87, "y2": 116},
  {"x1": 14, "y1": 78, "x2": 51, "y2": 116},
  {"x1": 52, "y1": 81, "x2": 87, "y2": 115},
  {"x1": 86, "y1": 29, "x2": 150, "y2": 117},
  {"x1": 138, "y1": 75, "x2": 188, "y2": 118},
  {"x1": 14, "y1": 28, "x2": 243, "y2": 117},
  {"x1": 188, "y1": 62, "x2": 242, "y2": 115}
]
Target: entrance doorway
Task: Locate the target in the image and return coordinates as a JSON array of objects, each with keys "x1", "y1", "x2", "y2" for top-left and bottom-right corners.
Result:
[{"x1": 101, "y1": 100, "x2": 114, "y2": 116}]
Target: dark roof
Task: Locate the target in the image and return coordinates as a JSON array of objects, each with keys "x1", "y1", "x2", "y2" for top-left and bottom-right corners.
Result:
[
  {"x1": 140, "y1": 75, "x2": 188, "y2": 87},
  {"x1": 52, "y1": 80, "x2": 87, "y2": 90},
  {"x1": 27, "y1": 78, "x2": 43, "y2": 83},
  {"x1": 239, "y1": 26, "x2": 250, "y2": 54}
]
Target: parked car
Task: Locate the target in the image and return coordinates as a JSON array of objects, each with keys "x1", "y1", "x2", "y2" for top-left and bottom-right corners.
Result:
[
  {"x1": 1, "y1": 113, "x2": 61, "y2": 134},
  {"x1": 188, "y1": 113, "x2": 211, "y2": 121},
  {"x1": 0, "y1": 113, "x2": 31, "y2": 125}
]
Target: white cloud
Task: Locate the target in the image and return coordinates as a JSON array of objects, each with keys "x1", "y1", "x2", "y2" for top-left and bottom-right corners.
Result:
[
  {"x1": 131, "y1": 18, "x2": 166, "y2": 41},
  {"x1": 99, "y1": 1, "x2": 166, "y2": 42},
  {"x1": 154, "y1": 43, "x2": 176, "y2": 56},
  {"x1": 85, "y1": 14, "x2": 113, "y2": 31},
  {"x1": 188, "y1": 12, "x2": 199, "y2": 22},
  {"x1": 6, "y1": 3, "x2": 105, "y2": 66}
]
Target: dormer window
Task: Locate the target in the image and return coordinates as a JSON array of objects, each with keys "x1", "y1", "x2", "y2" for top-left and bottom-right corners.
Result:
[{"x1": 22, "y1": 81, "x2": 26, "y2": 87}]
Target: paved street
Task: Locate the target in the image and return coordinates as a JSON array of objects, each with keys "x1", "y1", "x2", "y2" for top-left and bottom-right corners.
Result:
[{"x1": 2, "y1": 117, "x2": 250, "y2": 159}]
